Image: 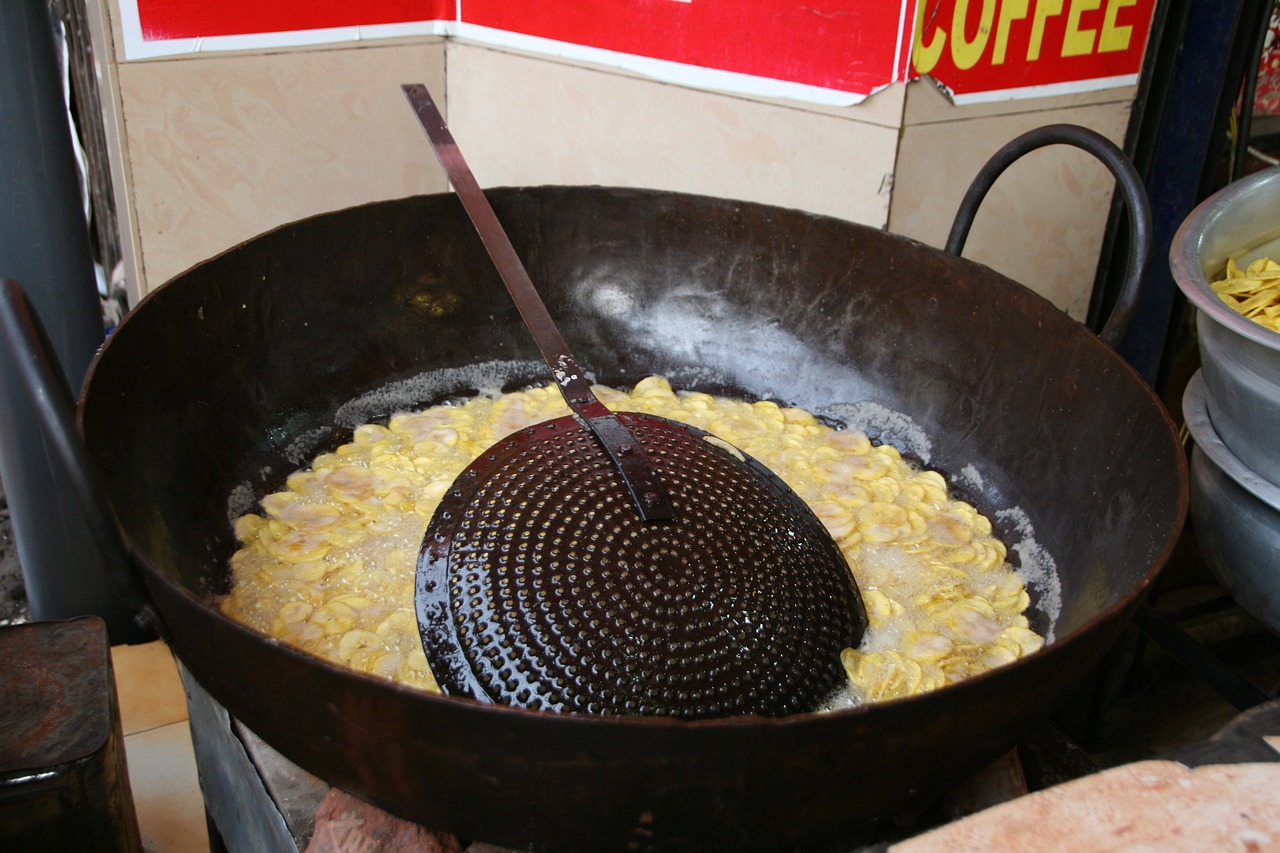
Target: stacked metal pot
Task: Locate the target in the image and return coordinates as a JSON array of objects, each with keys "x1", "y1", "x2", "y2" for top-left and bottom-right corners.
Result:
[{"x1": 1172, "y1": 166, "x2": 1280, "y2": 635}]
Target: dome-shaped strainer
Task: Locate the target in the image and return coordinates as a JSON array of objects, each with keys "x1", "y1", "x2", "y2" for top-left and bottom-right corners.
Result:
[
  {"x1": 417, "y1": 411, "x2": 866, "y2": 718},
  {"x1": 404, "y1": 83, "x2": 867, "y2": 718}
]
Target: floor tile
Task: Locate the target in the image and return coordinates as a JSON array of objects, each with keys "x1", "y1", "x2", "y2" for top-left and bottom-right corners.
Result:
[
  {"x1": 124, "y1": 721, "x2": 210, "y2": 853},
  {"x1": 112, "y1": 640, "x2": 188, "y2": 735}
]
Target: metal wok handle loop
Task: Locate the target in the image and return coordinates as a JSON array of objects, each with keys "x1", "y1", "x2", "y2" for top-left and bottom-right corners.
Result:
[
  {"x1": 945, "y1": 123, "x2": 1152, "y2": 349},
  {"x1": 0, "y1": 278, "x2": 164, "y2": 638}
]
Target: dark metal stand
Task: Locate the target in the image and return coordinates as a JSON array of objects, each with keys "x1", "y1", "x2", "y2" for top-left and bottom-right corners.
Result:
[
  {"x1": 1095, "y1": 0, "x2": 1277, "y2": 387},
  {"x1": 0, "y1": 618, "x2": 142, "y2": 851},
  {"x1": 1132, "y1": 602, "x2": 1273, "y2": 711}
]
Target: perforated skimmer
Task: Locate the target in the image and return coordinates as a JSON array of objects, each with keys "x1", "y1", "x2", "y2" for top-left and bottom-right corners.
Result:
[{"x1": 403, "y1": 84, "x2": 867, "y2": 718}]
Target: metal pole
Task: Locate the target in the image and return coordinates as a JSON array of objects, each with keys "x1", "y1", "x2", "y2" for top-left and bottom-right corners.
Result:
[{"x1": 0, "y1": 0, "x2": 144, "y2": 642}]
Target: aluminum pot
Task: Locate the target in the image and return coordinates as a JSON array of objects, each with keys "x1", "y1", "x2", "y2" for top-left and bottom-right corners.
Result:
[
  {"x1": 47, "y1": 183, "x2": 1186, "y2": 852},
  {"x1": 1171, "y1": 166, "x2": 1280, "y2": 488},
  {"x1": 1183, "y1": 371, "x2": 1280, "y2": 634}
]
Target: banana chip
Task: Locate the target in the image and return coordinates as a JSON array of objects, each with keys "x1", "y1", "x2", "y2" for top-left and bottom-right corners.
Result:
[
  {"x1": 1211, "y1": 257, "x2": 1280, "y2": 333},
  {"x1": 221, "y1": 376, "x2": 1044, "y2": 707}
]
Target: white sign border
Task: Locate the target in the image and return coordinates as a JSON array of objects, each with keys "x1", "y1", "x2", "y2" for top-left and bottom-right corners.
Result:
[{"x1": 115, "y1": 0, "x2": 1138, "y2": 106}]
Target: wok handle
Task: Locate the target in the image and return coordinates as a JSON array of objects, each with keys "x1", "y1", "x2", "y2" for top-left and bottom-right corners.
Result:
[
  {"x1": 0, "y1": 278, "x2": 164, "y2": 638},
  {"x1": 945, "y1": 124, "x2": 1151, "y2": 350},
  {"x1": 402, "y1": 83, "x2": 675, "y2": 523}
]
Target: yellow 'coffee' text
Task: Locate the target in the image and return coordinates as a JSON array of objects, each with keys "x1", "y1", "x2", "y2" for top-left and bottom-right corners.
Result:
[{"x1": 913, "y1": 0, "x2": 1138, "y2": 74}]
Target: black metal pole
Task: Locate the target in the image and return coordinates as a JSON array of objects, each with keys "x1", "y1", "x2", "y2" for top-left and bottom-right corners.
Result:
[
  {"x1": 1132, "y1": 603, "x2": 1272, "y2": 712},
  {"x1": 0, "y1": 0, "x2": 145, "y2": 641},
  {"x1": 1111, "y1": 0, "x2": 1270, "y2": 386}
]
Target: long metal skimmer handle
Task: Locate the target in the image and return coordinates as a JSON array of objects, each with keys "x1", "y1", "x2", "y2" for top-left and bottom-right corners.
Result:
[{"x1": 402, "y1": 83, "x2": 674, "y2": 522}]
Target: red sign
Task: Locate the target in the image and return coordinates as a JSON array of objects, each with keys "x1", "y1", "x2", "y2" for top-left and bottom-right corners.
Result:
[
  {"x1": 122, "y1": 0, "x2": 1155, "y2": 103},
  {"x1": 911, "y1": 0, "x2": 1156, "y2": 99},
  {"x1": 462, "y1": 0, "x2": 910, "y2": 99},
  {"x1": 134, "y1": 0, "x2": 454, "y2": 41}
]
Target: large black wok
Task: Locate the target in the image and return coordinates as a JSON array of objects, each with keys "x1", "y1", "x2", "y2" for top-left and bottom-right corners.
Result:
[{"x1": 70, "y1": 178, "x2": 1184, "y2": 850}]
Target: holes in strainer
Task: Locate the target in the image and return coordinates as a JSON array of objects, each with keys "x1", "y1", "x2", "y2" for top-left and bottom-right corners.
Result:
[{"x1": 418, "y1": 411, "x2": 864, "y2": 718}]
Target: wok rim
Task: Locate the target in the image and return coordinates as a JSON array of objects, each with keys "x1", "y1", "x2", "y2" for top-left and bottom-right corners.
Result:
[
  {"x1": 88, "y1": 183, "x2": 1190, "y2": 729},
  {"x1": 75, "y1": 184, "x2": 1192, "y2": 851}
]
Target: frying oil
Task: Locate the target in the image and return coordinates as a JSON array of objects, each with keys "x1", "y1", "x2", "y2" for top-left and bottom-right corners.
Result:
[{"x1": 222, "y1": 376, "x2": 1047, "y2": 711}]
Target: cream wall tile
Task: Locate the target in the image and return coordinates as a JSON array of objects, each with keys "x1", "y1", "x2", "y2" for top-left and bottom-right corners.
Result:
[
  {"x1": 125, "y1": 721, "x2": 210, "y2": 853},
  {"x1": 445, "y1": 37, "x2": 909, "y2": 129},
  {"x1": 889, "y1": 84, "x2": 1135, "y2": 320},
  {"x1": 111, "y1": 640, "x2": 187, "y2": 735},
  {"x1": 904, "y1": 76, "x2": 1138, "y2": 123},
  {"x1": 793, "y1": 80, "x2": 907, "y2": 128},
  {"x1": 119, "y1": 42, "x2": 447, "y2": 292},
  {"x1": 446, "y1": 44, "x2": 899, "y2": 228}
]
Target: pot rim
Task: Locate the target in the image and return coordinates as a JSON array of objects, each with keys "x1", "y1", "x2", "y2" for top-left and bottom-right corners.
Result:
[
  {"x1": 1183, "y1": 371, "x2": 1280, "y2": 511},
  {"x1": 1170, "y1": 166, "x2": 1280, "y2": 352}
]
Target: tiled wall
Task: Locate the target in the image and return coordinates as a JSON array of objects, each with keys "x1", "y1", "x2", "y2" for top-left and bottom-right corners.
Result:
[
  {"x1": 91, "y1": 7, "x2": 1137, "y2": 322},
  {"x1": 444, "y1": 43, "x2": 902, "y2": 225},
  {"x1": 106, "y1": 41, "x2": 449, "y2": 292},
  {"x1": 892, "y1": 82, "x2": 1137, "y2": 322}
]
